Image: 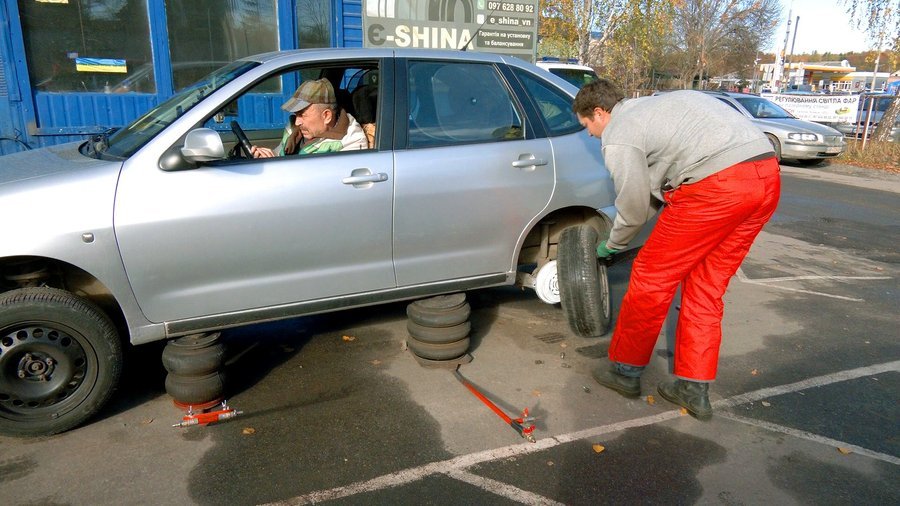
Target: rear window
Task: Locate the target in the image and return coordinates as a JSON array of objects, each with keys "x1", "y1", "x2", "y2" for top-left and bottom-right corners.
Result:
[{"x1": 548, "y1": 68, "x2": 598, "y2": 88}]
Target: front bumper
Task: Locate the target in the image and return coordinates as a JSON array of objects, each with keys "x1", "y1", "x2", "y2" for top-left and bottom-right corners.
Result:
[{"x1": 782, "y1": 135, "x2": 846, "y2": 159}]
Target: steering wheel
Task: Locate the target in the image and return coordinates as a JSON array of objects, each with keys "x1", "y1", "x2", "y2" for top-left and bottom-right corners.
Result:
[{"x1": 230, "y1": 120, "x2": 253, "y2": 159}]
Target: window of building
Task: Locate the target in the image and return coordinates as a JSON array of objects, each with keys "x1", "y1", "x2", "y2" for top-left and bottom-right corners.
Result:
[
  {"x1": 18, "y1": 0, "x2": 153, "y2": 93},
  {"x1": 407, "y1": 61, "x2": 524, "y2": 148},
  {"x1": 165, "y1": 0, "x2": 278, "y2": 91},
  {"x1": 298, "y1": 0, "x2": 332, "y2": 48}
]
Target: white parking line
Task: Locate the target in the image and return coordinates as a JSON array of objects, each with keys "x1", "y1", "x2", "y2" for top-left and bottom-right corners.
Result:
[
  {"x1": 736, "y1": 268, "x2": 892, "y2": 302},
  {"x1": 719, "y1": 412, "x2": 900, "y2": 465},
  {"x1": 262, "y1": 360, "x2": 900, "y2": 506},
  {"x1": 445, "y1": 469, "x2": 566, "y2": 506}
]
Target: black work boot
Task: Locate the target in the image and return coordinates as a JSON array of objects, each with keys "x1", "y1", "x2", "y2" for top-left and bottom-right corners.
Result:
[
  {"x1": 657, "y1": 379, "x2": 712, "y2": 420},
  {"x1": 592, "y1": 362, "x2": 641, "y2": 398}
]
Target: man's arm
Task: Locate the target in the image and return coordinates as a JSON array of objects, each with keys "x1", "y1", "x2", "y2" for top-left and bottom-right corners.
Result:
[{"x1": 602, "y1": 143, "x2": 655, "y2": 250}]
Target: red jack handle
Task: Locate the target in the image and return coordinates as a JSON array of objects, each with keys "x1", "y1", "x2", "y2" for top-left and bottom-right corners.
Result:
[{"x1": 454, "y1": 369, "x2": 536, "y2": 443}]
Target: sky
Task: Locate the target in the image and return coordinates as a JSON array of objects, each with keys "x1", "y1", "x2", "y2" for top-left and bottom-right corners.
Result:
[{"x1": 766, "y1": 0, "x2": 874, "y2": 55}]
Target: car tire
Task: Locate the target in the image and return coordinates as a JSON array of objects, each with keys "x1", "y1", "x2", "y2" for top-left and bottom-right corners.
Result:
[
  {"x1": 796, "y1": 158, "x2": 825, "y2": 166},
  {"x1": 0, "y1": 287, "x2": 122, "y2": 437},
  {"x1": 557, "y1": 224, "x2": 612, "y2": 337},
  {"x1": 766, "y1": 134, "x2": 782, "y2": 162},
  {"x1": 406, "y1": 302, "x2": 471, "y2": 329},
  {"x1": 407, "y1": 320, "x2": 471, "y2": 344},
  {"x1": 164, "y1": 371, "x2": 226, "y2": 405},
  {"x1": 161, "y1": 334, "x2": 227, "y2": 377},
  {"x1": 406, "y1": 336, "x2": 470, "y2": 361}
]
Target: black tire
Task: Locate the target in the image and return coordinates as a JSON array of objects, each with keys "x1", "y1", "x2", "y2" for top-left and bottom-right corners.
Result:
[
  {"x1": 795, "y1": 158, "x2": 825, "y2": 166},
  {"x1": 164, "y1": 371, "x2": 225, "y2": 405},
  {"x1": 407, "y1": 302, "x2": 471, "y2": 328},
  {"x1": 161, "y1": 334, "x2": 227, "y2": 376},
  {"x1": 766, "y1": 134, "x2": 782, "y2": 162},
  {"x1": 407, "y1": 320, "x2": 471, "y2": 344},
  {"x1": 0, "y1": 287, "x2": 122, "y2": 437},
  {"x1": 557, "y1": 225, "x2": 612, "y2": 337},
  {"x1": 407, "y1": 336, "x2": 470, "y2": 361}
]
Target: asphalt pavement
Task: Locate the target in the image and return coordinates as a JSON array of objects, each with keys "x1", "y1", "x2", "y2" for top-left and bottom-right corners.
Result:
[{"x1": 1, "y1": 162, "x2": 898, "y2": 505}]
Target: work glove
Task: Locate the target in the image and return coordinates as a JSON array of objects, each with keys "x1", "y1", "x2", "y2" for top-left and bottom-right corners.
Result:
[{"x1": 596, "y1": 240, "x2": 619, "y2": 259}]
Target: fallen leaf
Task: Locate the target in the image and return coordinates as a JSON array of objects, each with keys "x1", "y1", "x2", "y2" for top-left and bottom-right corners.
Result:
[
  {"x1": 370, "y1": 359, "x2": 382, "y2": 366},
  {"x1": 680, "y1": 407, "x2": 688, "y2": 415},
  {"x1": 342, "y1": 335, "x2": 356, "y2": 342},
  {"x1": 532, "y1": 389, "x2": 542, "y2": 397},
  {"x1": 837, "y1": 447, "x2": 852, "y2": 455},
  {"x1": 141, "y1": 418, "x2": 154, "y2": 425},
  {"x1": 547, "y1": 460, "x2": 555, "y2": 466},
  {"x1": 592, "y1": 444, "x2": 606, "y2": 454},
  {"x1": 559, "y1": 343, "x2": 568, "y2": 348},
  {"x1": 646, "y1": 395, "x2": 655, "y2": 405},
  {"x1": 242, "y1": 427, "x2": 256, "y2": 435},
  {"x1": 761, "y1": 401, "x2": 771, "y2": 407},
  {"x1": 751, "y1": 369, "x2": 759, "y2": 376}
]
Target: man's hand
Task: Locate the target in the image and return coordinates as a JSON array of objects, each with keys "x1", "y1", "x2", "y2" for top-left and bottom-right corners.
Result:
[
  {"x1": 250, "y1": 145, "x2": 275, "y2": 158},
  {"x1": 596, "y1": 240, "x2": 619, "y2": 259}
]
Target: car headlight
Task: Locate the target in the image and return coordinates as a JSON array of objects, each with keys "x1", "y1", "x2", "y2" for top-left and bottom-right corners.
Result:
[{"x1": 787, "y1": 133, "x2": 819, "y2": 142}]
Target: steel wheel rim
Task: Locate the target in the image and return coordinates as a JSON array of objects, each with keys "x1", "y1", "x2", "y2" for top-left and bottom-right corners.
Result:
[{"x1": 0, "y1": 321, "x2": 98, "y2": 421}]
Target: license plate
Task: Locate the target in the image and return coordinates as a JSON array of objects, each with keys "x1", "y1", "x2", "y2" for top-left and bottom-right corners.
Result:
[{"x1": 826, "y1": 146, "x2": 842, "y2": 154}]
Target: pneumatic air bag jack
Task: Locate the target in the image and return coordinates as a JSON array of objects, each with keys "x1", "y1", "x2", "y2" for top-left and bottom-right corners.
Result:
[{"x1": 454, "y1": 368, "x2": 536, "y2": 443}]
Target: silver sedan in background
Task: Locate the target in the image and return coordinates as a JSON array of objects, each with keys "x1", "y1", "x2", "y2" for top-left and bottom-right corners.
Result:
[{"x1": 704, "y1": 91, "x2": 846, "y2": 164}]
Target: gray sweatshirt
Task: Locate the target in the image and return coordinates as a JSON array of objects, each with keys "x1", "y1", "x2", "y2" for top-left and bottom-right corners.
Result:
[{"x1": 600, "y1": 91, "x2": 774, "y2": 250}]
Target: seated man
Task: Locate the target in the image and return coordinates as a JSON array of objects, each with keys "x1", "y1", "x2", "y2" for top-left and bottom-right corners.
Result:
[{"x1": 251, "y1": 78, "x2": 368, "y2": 157}]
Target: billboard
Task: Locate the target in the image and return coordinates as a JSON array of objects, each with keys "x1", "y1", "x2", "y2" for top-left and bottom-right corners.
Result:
[
  {"x1": 362, "y1": 0, "x2": 539, "y2": 62},
  {"x1": 761, "y1": 93, "x2": 861, "y2": 123}
]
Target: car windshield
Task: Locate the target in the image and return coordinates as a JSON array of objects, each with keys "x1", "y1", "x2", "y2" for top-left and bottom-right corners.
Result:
[
  {"x1": 549, "y1": 68, "x2": 598, "y2": 88},
  {"x1": 734, "y1": 96, "x2": 794, "y2": 119},
  {"x1": 93, "y1": 60, "x2": 259, "y2": 159}
]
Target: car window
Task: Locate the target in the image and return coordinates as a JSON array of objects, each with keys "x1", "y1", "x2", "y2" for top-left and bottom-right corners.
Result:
[
  {"x1": 514, "y1": 69, "x2": 580, "y2": 135},
  {"x1": 715, "y1": 98, "x2": 743, "y2": 114},
  {"x1": 734, "y1": 96, "x2": 793, "y2": 119},
  {"x1": 407, "y1": 61, "x2": 524, "y2": 148},
  {"x1": 548, "y1": 68, "x2": 598, "y2": 88}
]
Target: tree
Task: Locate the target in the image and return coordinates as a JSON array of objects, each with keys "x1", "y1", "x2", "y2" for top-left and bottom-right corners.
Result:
[
  {"x1": 667, "y1": 0, "x2": 780, "y2": 89},
  {"x1": 844, "y1": 0, "x2": 900, "y2": 142},
  {"x1": 598, "y1": 0, "x2": 675, "y2": 91},
  {"x1": 538, "y1": 0, "x2": 631, "y2": 64}
]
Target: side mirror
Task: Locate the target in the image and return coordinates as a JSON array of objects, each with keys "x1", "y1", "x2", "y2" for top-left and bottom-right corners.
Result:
[{"x1": 181, "y1": 128, "x2": 226, "y2": 162}]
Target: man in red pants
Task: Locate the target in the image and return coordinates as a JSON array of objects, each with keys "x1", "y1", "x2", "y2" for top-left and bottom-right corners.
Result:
[{"x1": 573, "y1": 80, "x2": 781, "y2": 420}]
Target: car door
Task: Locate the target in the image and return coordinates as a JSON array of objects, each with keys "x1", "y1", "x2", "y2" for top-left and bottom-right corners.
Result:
[
  {"x1": 392, "y1": 59, "x2": 554, "y2": 286},
  {"x1": 114, "y1": 60, "x2": 395, "y2": 323}
]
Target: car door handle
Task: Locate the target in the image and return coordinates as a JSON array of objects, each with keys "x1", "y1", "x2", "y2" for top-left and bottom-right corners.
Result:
[
  {"x1": 342, "y1": 172, "x2": 388, "y2": 185},
  {"x1": 512, "y1": 156, "x2": 548, "y2": 168}
]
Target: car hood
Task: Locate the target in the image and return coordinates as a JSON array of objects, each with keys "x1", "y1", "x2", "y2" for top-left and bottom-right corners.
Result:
[
  {"x1": 0, "y1": 142, "x2": 118, "y2": 187},
  {"x1": 754, "y1": 118, "x2": 842, "y2": 136}
]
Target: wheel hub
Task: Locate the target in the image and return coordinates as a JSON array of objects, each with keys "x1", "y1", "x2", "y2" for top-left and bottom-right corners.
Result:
[
  {"x1": 0, "y1": 325, "x2": 87, "y2": 413},
  {"x1": 534, "y1": 260, "x2": 561, "y2": 304}
]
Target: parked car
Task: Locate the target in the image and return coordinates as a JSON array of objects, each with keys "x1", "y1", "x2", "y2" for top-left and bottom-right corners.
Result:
[
  {"x1": 0, "y1": 48, "x2": 632, "y2": 436},
  {"x1": 536, "y1": 61, "x2": 599, "y2": 88},
  {"x1": 833, "y1": 93, "x2": 900, "y2": 142},
  {"x1": 703, "y1": 91, "x2": 847, "y2": 163}
]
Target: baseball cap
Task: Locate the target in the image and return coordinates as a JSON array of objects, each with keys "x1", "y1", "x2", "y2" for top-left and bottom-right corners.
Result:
[{"x1": 281, "y1": 78, "x2": 336, "y2": 113}]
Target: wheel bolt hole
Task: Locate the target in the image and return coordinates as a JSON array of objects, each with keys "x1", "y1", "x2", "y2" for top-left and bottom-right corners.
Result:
[
  {"x1": 48, "y1": 331, "x2": 59, "y2": 341},
  {"x1": 0, "y1": 394, "x2": 10, "y2": 401},
  {"x1": 12, "y1": 400, "x2": 23, "y2": 407},
  {"x1": 74, "y1": 358, "x2": 85, "y2": 368},
  {"x1": 32, "y1": 329, "x2": 44, "y2": 338},
  {"x1": 60, "y1": 337, "x2": 71, "y2": 347},
  {"x1": 26, "y1": 401, "x2": 39, "y2": 408},
  {"x1": 16, "y1": 330, "x2": 28, "y2": 340},
  {"x1": 1, "y1": 337, "x2": 12, "y2": 347}
]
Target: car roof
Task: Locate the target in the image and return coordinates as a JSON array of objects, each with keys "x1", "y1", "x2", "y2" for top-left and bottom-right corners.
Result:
[{"x1": 243, "y1": 48, "x2": 510, "y2": 65}]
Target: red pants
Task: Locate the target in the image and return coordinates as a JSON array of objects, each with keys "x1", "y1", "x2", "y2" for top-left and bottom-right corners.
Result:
[{"x1": 608, "y1": 157, "x2": 781, "y2": 381}]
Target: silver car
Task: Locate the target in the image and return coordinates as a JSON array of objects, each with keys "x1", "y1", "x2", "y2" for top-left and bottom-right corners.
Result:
[
  {"x1": 833, "y1": 94, "x2": 900, "y2": 142},
  {"x1": 705, "y1": 91, "x2": 846, "y2": 164},
  {"x1": 0, "y1": 49, "x2": 627, "y2": 436}
]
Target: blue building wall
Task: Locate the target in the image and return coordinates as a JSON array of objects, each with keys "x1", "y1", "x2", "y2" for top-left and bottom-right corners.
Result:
[{"x1": 0, "y1": 0, "x2": 363, "y2": 156}]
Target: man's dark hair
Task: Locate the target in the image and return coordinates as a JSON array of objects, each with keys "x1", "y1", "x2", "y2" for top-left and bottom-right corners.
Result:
[{"x1": 572, "y1": 78, "x2": 625, "y2": 116}]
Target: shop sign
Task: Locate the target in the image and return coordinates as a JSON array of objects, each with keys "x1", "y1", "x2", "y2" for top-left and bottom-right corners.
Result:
[
  {"x1": 762, "y1": 93, "x2": 861, "y2": 123},
  {"x1": 363, "y1": 0, "x2": 538, "y2": 62}
]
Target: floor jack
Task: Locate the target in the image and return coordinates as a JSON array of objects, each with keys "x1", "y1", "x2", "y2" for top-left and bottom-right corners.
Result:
[
  {"x1": 454, "y1": 368, "x2": 536, "y2": 443},
  {"x1": 172, "y1": 400, "x2": 242, "y2": 428}
]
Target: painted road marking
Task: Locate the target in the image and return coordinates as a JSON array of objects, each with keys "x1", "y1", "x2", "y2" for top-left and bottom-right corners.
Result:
[
  {"x1": 263, "y1": 360, "x2": 900, "y2": 505},
  {"x1": 736, "y1": 267, "x2": 891, "y2": 302}
]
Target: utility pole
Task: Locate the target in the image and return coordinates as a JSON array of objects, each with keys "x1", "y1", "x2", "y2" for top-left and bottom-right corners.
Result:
[{"x1": 869, "y1": 34, "x2": 883, "y2": 92}]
